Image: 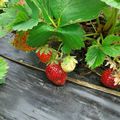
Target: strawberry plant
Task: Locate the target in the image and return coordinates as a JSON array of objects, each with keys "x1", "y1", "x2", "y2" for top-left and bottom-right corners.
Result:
[
  {"x1": 0, "y1": 0, "x2": 106, "y2": 52},
  {"x1": 0, "y1": 0, "x2": 120, "y2": 87}
]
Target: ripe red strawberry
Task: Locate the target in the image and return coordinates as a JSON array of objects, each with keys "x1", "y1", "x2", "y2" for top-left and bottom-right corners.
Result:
[
  {"x1": 12, "y1": 32, "x2": 35, "y2": 51},
  {"x1": 37, "y1": 50, "x2": 52, "y2": 63},
  {"x1": 45, "y1": 63, "x2": 67, "y2": 85},
  {"x1": 36, "y1": 46, "x2": 52, "y2": 63},
  {"x1": 101, "y1": 69, "x2": 119, "y2": 89}
]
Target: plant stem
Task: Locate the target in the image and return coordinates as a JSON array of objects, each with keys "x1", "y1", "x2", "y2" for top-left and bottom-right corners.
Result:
[
  {"x1": 90, "y1": 21, "x2": 97, "y2": 33},
  {"x1": 109, "y1": 9, "x2": 119, "y2": 34},
  {"x1": 97, "y1": 37, "x2": 101, "y2": 45},
  {"x1": 96, "y1": 17, "x2": 100, "y2": 25},
  {"x1": 48, "y1": 16, "x2": 57, "y2": 28},
  {"x1": 58, "y1": 43, "x2": 63, "y2": 51},
  {"x1": 57, "y1": 18, "x2": 61, "y2": 27},
  {"x1": 84, "y1": 37, "x2": 96, "y2": 41},
  {"x1": 84, "y1": 33, "x2": 98, "y2": 37},
  {"x1": 100, "y1": 33, "x2": 104, "y2": 43}
]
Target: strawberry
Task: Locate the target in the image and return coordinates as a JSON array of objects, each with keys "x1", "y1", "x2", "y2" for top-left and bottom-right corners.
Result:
[
  {"x1": 12, "y1": 32, "x2": 35, "y2": 52},
  {"x1": 36, "y1": 46, "x2": 52, "y2": 63},
  {"x1": 101, "y1": 69, "x2": 119, "y2": 89},
  {"x1": 61, "y1": 56, "x2": 78, "y2": 72},
  {"x1": 45, "y1": 63, "x2": 67, "y2": 85}
]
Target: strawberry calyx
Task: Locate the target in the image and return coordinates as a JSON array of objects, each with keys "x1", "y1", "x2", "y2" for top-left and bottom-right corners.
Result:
[
  {"x1": 105, "y1": 57, "x2": 117, "y2": 70},
  {"x1": 36, "y1": 45, "x2": 53, "y2": 63},
  {"x1": 46, "y1": 49, "x2": 63, "y2": 65},
  {"x1": 36, "y1": 45, "x2": 52, "y2": 55},
  {"x1": 46, "y1": 59, "x2": 60, "y2": 67},
  {"x1": 113, "y1": 70, "x2": 120, "y2": 86}
]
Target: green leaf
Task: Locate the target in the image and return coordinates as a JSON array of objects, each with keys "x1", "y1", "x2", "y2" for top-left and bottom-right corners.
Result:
[
  {"x1": 100, "y1": 0, "x2": 120, "y2": 9},
  {"x1": 0, "y1": 8, "x2": 16, "y2": 24},
  {"x1": 25, "y1": 0, "x2": 39, "y2": 19},
  {"x1": 0, "y1": 6, "x2": 30, "y2": 33},
  {"x1": 12, "y1": 6, "x2": 29, "y2": 24},
  {"x1": 33, "y1": 0, "x2": 52, "y2": 23},
  {"x1": 86, "y1": 45, "x2": 106, "y2": 69},
  {"x1": 102, "y1": 35, "x2": 120, "y2": 57},
  {"x1": 0, "y1": 8, "x2": 17, "y2": 37},
  {"x1": 102, "y1": 35, "x2": 120, "y2": 45},
  {"x1": 12, "y1": 2, "x2": 40, "y2": 31},
  {"x1": 50, "y1": 0, "x2": 106, "y2": 26},
  {"x1": 102, "y1": 45, "x2": 120, "y2": 57},
  {"x1": 13, "y1": 19, "x2": 39, "y2": 31},
  {"x1": 9, "y1": 0, "x2": 19, "y2": 4},
  {"x1": 27, "y1": 23, "x2": 54, "y2": 47},
  {"x1": 114, "y1": 22, "x2": 120, "y2": 33},
  {"x1": 103, "y1": 7, "x2": 113, "y2": 20},
  {"x1": 0, "y1": 57, "x2": 9, "y2": 84},
  {"x1": 57, "y1": 24, "x2": 85, "y2": 53}
]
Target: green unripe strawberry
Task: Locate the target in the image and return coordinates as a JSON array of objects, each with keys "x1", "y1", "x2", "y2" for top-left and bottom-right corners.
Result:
[{"x1": 61, "y1": 56, "x2": 78, "y2": 72}]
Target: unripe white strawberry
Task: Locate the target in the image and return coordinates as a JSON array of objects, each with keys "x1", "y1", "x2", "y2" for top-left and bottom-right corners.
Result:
[{"x1": 61, "y1": 56, "x2": 78, "y2": 72}]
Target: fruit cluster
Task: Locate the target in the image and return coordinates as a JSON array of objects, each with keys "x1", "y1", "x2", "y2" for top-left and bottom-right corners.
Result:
[
  {"x1": 36, "y1": 45, "x2": 78, "y2": 85},
  {"x1": 35, "y1": 44, "x2": 120, "y2": 88},
  {"x1": 36, "y1": 45, "x2": 120, "y2": 88},
  {"x1": 12, "y1": 32, "x2": 120, "y2": 88}
]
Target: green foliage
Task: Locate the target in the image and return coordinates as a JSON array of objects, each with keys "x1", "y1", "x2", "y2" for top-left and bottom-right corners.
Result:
[
  {"x1": 102, "y1": 35, "x2": 120, "y2": 57},
  {"x1": 86, "y1": 35, "x2": 120, "y2": 69},
  {"x1": 0, "y1": 57, "x2": 9, "y2": 84},
  {"x1": 27, "y1": 23, "x2": 85, "y2": 53},
  {"x1": 86, "y1": 45, "x2": 106, "y2": 69},
  {"x1": 27, "y1": 23, "x2": 54, "y2": 47},
  {"x1": 102, "y1": 35, "x2": 120, "y2": 45},
  {"x1": 32, "y1": 0, "x2": 53, "y2": 23},
  {"x1": 8, "y1": 0, "x2": 105, "y2": 54},
  {"x1": 0, "y1": 0, "x2": 40, "y2": 35},
  {"x1": 12, "y1": 1, "x2": 40, "y2": 31},
  {"x1": 100, "y1": 0, "x2": 120, "y2": 9},
  {"x1": 0, "y1": 8, "x2": 17, "y2": 36},
  {"x1": 57, "y1": 24, "x2": 85, "y2": 53},
  {"x1": 1, "y1": 0, "x2": 120, "y2": 70},
  {"x1": 50, "y1": 0, "x2": 106, "y2": 26},
  {"x1": 13, "y1": 19, "x2": 39, "y2": 31}
]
